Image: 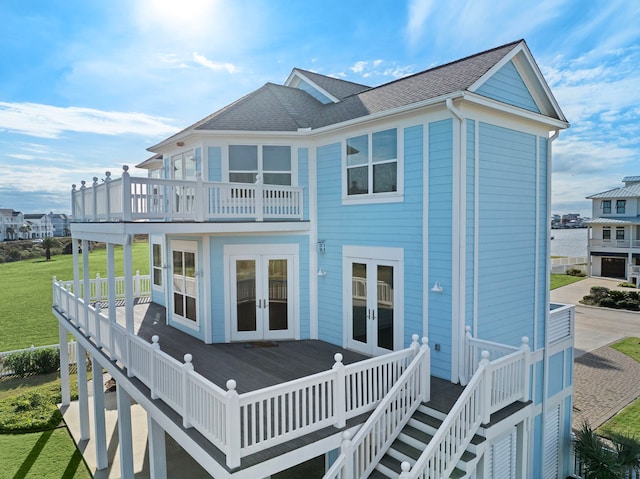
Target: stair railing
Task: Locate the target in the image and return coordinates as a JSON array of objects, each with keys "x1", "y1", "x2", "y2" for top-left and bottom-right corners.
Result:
[
  {"x1": 400, "y1": 340, "x2": 529, "y2": 479},
  {"x1": 323, "y1": 336, "x2": 430, "y2": 479}
]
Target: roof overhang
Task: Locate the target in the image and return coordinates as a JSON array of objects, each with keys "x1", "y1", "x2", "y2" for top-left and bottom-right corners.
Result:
[{"x1": 587, "y1": 217, "x2": 640, "y2": 225}]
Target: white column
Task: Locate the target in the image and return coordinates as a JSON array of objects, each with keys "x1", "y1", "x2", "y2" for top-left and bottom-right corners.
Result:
[
  {"x1": 147, "y1": 413, "x2": 167, "y2": 479},
  {"x1": 59, "y1": 323, "x2": 70, "y2": 406},
  {"x1": 107, "y1": 243, "x2": 116, "y2": 356},
  {"x1": 117, "y1": 385, "x2": 135, "y2": 478},
  {"x1": 123, "y1": 236, "x2": 134, "y2": 334},
  {"x1": 92, "y1": 356, "x2": 108, "y2": 470},
  {"x1": 73, "y1": 238, "x2": 80, "y2": 322},
  {"x1": 82, "y1": 239, "x2": 90, "y2": 330},
  {"x1": 77, "y1": 343, "x2": 90, "y2": 440}
]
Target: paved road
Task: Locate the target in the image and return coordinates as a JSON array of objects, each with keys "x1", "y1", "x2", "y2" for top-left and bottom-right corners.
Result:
[
  {"x1": 551, "y1": 276, "x2": 640, "y2": 429},
  {"x1": 551, "y1": 277, "x2": 640, "y2": 357}
]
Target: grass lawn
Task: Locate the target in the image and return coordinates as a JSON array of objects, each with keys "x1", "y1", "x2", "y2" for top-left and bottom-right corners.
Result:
[
  {"x1": 0, "y1": 372, "x2": 91, "y2": 478},
  {"x1": 0, "y1": 428, "x2": 92, "y2": 479},
  {"x1": 0, "y1": 241, "x2": 149, "y2": 351},
  {"x1": 550, "y1": 273, "x2": 585, "y2": 290},
  {"x1": 597, "y1": 337, "x2": 640, "y2": 438}
]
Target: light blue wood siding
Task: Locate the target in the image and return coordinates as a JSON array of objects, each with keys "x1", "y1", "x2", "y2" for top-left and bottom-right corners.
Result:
[
  {"x1": 476, "y1": 60, "x2": 540, "y2": 113},
  {"x1": 208, "y1": 235, "x2": 310, "y2": 343},
  {"x1": 465, "y1": 120, "x2": 476, "y2": 331},
  {"x1": 428, "y1": 119, "x2": 453, "y2": 379},
  {"x1": 298, "y1": 147, "x2": 309, "y2": 221},
  {"x1": 207, "y1": 146, "x2": 222, "y2": 182},
  {"x1": 315, "y1": 125, "x2": 424, "y2": 350},
  {"x1": 477, "y1": 122, "x2": 537, "y2": 346}
]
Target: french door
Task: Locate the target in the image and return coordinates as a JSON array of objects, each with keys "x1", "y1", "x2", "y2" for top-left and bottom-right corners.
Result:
[
  {"x1": 171, "y1": 241, "x2": 198, "y2": 327},
  {"x1": 344, "y1": 247, "x2": 402, "y2": 356},
  {"x1": 230, "y1": 253, "x2": 294, "y2": 341}
]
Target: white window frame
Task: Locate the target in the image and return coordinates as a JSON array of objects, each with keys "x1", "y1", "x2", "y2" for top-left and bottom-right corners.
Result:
[
  {"x1": 171, "y1": 150, "x2": 196, "y2": 180},
  {"x1": 170, "y1": 240, "x2": 199, "y2": 331},
  {"x1": 151, "y1": 242, "x2": 163, "y2": 290},
  {"x1": 616, "y1": 199, "x2": 626, "y2": 214},
  {"x1": 226, "y1": 144, "x2": 296, "y2": 186},
  {"x1": 342, "y1": 127, "x2": 404, "y2": 205}
]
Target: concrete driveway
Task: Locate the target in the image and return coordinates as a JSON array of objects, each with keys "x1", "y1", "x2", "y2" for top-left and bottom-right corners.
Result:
[{"x1": 551, "y1": 276, "x2": 640, "y2": 357}]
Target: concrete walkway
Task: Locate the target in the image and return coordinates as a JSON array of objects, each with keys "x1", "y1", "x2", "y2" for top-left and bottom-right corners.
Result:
[{"x1": 551, "y1": 276, "x2": 640, "y2": 429}]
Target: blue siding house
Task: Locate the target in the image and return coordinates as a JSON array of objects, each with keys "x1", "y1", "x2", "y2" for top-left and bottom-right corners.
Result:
[{"x1": 54, "y1": 40, "x2": 574, "y2": 478}]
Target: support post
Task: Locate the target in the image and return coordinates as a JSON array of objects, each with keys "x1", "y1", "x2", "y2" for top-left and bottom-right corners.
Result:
[
  {"x1": 123, "y1": 236, "x2": 134, "y2": 334},
  {"x1": 92, "y1": 177, "x2": 98, "y2": 221},
  {"x1": 255, "y1": 175, "x2": 264, "y2": 221},
  {"x1": 104, "y1": 171, "x2": 112, "y2": 221},
  {"x1": 73, "y1": 238, "x2": 80, "y2": 324},
  {"x1": 82, "y1": 239, "x2": 90, "y2": 331},
  {"x1": 332, "y1": 353, "x2": 346, "y2": 428},
  {"x1": 77, "y1": 343, "x2": 90, "y2": 440},
  {"x1": 182, "y1": 354, "x2": 193, "y2": 428},
  {"x1": 122, "y1": 165, "x2": 132, "y2": 221},
  {"x1": 107, "y1": 243, "x2": 116, "y2": 357},
  {"x1": 116, "y1": 385, "x2": 134, "y2": 479},
  {"x1": 59, "y1": 323, "x2": 71, "y2": 406},
  {"x1": 225, "y1": 380, "x2": 241, "y2": 469},
  {"x1": 92, "y1": 356, "x2": 108, "y2": 470},
  {"x1": 341, "y1": 431, "x2": 353, "y2": 479},
  {"x1": 480, "y1": 351, "x2": 492, "y2": 425},
  {"x1": 520, "y1": 336, "x2": 531, "y2": 402},
  {"x1": 420, "y1": 336, "x2": 431, "y2": 403},
  {"x1": 150, "y1": 335, "x2": 160, "y2": 399},
  {"x1": 147, "y1": 413, "x2": 167, "y2": 479},
  {"x1": 195, "y1": 171, "x2": 205, "y2": 222}
]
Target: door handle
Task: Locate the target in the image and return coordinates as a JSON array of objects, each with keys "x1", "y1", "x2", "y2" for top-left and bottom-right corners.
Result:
[{"x1": 257, "y1": 299, "x2": 262, "y2": 309}]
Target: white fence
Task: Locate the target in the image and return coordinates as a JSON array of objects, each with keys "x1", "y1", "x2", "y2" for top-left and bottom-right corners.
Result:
[
  {"x1": 56, "y1": 272, "x2": 150, "y2": 302},
  {"x1": 71, "y1": 168, "x2": 304, "y2": 223},
  {"x1": 53, "y1": 277, "x2": 423, "y2": 469},
  {"x1": 0, "y1": 341, "x2": 78, "y2": 377}
]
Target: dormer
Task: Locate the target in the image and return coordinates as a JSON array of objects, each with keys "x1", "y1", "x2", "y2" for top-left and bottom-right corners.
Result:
[{"x1": 284, "y1": 68, "x2": 370, "y2": 104}]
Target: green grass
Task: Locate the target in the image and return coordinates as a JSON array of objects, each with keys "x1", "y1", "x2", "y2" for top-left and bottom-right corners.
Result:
[
  {"x1": 0, "y1": 428, "x2": 92, "y2": 479},
  {"x1": 550, "y1": 273, "x2": 585, "y2": 290},
  {"x1": 0, "y1": 241, "x2": 149, "y2": 351},
  {"x1": 598, "y1": 337, "x2": 640, "y2": 438}
]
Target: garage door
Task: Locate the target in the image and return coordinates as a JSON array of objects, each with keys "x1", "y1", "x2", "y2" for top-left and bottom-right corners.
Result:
[{"x1": 601, "y1": 257, "x2": 626, "y2": 278}]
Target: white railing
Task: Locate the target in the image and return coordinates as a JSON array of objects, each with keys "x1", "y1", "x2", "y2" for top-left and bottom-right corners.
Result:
[
  {"x1": 400, "y1": 342, "x2": 530, "y2": 479},
  {"x1": 71, "y1": 167, "x2": 304, "y2": 223},
  {"x1": 462, "y1": 326, "x2": 519, "y2": 385},
  {"x1": 551, "y1": 256, "x2": 587, "y2": 266},
  {"x1": 57, "y1": 272, "x2": 150, "y2": 302},
  {"x1": 549, "y1": 303, "x2": 575, "y2": 344},
  {"x1": 52, "y1": 278, "x2": 421, "y2": 469},
  {"x1": 0, "y1": 341, "x2": 78, "y2": 377},
  {"x1": 589, "y1": 239, "x2": 640, "y2": 249},
  {"x1": 324, "y1": 337, "x2": 430, "y2": 479}
]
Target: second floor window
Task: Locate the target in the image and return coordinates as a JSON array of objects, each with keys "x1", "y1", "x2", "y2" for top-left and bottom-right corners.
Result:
[
  {"x1": 617, "y1": 200, "x2": 626, "y2": 214},
  {"x1": 617, "y1": 228, "x2": 625, "y2": 240},
  {"x1": 229, "y1": 145, "x2": 291, "y2": 185},
  {"x1": 603, "y1": 228, "x2": 611, "y2": 240},
  {"x1": 602, "y1": 200, "x2": 611, "y2": 214},
  {"x1": 347, "y1": 128, "x2": 397, "y2": 196},
  {"x1": 172, "y1": 151, "x2": 196, "y2": 180}
]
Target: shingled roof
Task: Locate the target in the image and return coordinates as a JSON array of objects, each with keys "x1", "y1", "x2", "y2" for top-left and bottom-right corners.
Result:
[{"x1": 152, "y1": 39, "x2": 555, "y2": 149}]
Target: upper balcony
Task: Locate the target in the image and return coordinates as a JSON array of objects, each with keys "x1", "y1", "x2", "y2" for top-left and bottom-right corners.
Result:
[
  {"x1": 71, "y1": 166, "x2": 304, "y2": 223},
  {"x1": 589, "y1": 239, "x2": 640, "y2": 249}
]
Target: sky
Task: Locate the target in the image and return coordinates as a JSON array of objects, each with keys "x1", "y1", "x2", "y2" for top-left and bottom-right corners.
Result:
[{"x1": 1, "y1": 0, "x2": 639, "y2": 218}]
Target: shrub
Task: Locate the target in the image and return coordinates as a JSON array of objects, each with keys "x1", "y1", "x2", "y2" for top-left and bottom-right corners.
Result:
[
  {"x1": 617, "y1": 300, "x2": 640, "y2": 311},
  {"x1": 619, "y1": 282, "x2": 637, "y2": 288},
  {"x1": 566, "y1": 268, "x2": 586, "y2": 277},
  {"x1": 3, "y1": 347, "x2": 60, "y2": 377},
  {"x1": 590, "y1": 286, "x2": 610, "y2": 302},
  {"x1": 609, "y1": 290, "x2": 627, "y2": 302},
  {"x1": 599, "y1": 297, "x2": 617, "y2": 308},
  {"x1": 0, "y1": 390, "x2": 63, "y2": 432}
]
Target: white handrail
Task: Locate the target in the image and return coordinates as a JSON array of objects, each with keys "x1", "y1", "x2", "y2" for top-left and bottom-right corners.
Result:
[
  {"x1": 52, "y1": 277, "x2": 425, "y2": 469},
  {"x1": 323, "y1": 336, "x2": 430, "y2": 479}
]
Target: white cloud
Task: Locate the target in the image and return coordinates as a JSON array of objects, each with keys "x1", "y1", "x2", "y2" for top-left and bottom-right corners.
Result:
[
  {"x1": 349, "y1": 60, "x2": 415, "y2": 80},
  {"x1": 406, "y1": 0, "x2": 435, "y2": 46},
  {"x1": 0, "y1": 102, "x2": 178, "y2": 139},
  {"x1": 192, "y1": 52, "x2": 237, "y2": 73},
  {"x1": 350, "y1": 61, "x2": 368, "y2": 74}
]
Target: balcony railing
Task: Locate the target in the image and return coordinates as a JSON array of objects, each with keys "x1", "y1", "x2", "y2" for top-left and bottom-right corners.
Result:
[
  {"x1": 71, "y1": 166, "x2": 304, "y2": 223},
  {"x1": 52, "y1": 277, "x2": 426, "y2": 469},
  {"x1": 589, "y1": 239, "x2": 640, "y2": 249}
]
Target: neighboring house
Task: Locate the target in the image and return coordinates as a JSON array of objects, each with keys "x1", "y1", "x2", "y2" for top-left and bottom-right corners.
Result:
[
  {"x1": 48, "y1": 212, "x2": 71, "y2": 237},
  {"x1": 53, "y1": 40, "x2": 575, "y2": 478},
  {"x1": 0, "y1": 208, "x2": 24, "y2": 241},
  {"x1": 586, "y1": 176, "x2": 640, "y2": 284},
  {"x1": 23, "y1": 213, "x2": 54, "y2": 239}
]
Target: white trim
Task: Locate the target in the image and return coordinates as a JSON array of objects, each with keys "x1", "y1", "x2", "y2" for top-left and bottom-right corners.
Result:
[
  {"x1": 309, "y1": 146, "x2": 319, "y2": 339},
  {"x1": 342, "y1": 245, "x2": 404, "y2": 356},
  {"x1": 169, "y1": 239, "x2": 200, "y2": 332},
  {"x1": 341, "y1": 126, "x2": 404, "y2": 205},
  {"x1": 202, "y1": 236, "x2": 212, "y2": 344},
  {"x1": 224, "y1": 243, "x2": 299, "y2": 342},
  {"x1": 423, "y1": 123, "x2": 430, "y2": 338},
  {"x1": 451, "y1": 110, "x2": 462, "y2": 383},
  {"x1": 284, "y1": 70, "x2": 341, "y2": 104},
  {"x1": 473, "y1": 120, "x2": 480, "y2": 337}
]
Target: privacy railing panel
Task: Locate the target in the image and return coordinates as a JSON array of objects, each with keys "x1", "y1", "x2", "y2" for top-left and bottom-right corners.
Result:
[
  {"x1": 549, "y1": 303, "x2": 575, "y2": 345},
  {"x1": 71, "y1": 168, "x2": 304, "y2": 223},
  {"x1": 53, "y1": 278, "x2": 421, "y2": 469}
]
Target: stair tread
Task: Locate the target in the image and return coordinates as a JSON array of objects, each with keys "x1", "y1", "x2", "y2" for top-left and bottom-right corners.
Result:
[
  {"x1": 379, "y1": 455, "x2": 403, "y2": 473},
  {"x1": 413, "y1": 409, "x2": 443, "y2": 428},
  {"x1": 402, "y1": 425, "x2": 434, "y2": 444},
  {"x1": 368, "y1": 469, "x2": 390, "y2": 479},
  {"x1": 390, "y1": 438, "x2": 422, "y2": 460}
]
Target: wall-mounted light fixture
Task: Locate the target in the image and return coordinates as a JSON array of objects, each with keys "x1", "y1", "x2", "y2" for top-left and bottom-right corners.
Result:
[
  {"x1": 431, "y1": 281, "x2": 443, "y2": 293},
  {"x1": 317, "y1": 240, "x2": 326, "y2": 254},
  {"x1": 176, "y1": 141, "x2": 185, "y2": 147},
  {"x1": 317, "y1": 268, "x2": 327, "y2": 277}
]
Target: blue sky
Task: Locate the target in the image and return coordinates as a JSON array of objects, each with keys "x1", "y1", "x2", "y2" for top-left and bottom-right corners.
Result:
[{"x1": 1, "y1": 0, "x2": 638, "y2": 217}]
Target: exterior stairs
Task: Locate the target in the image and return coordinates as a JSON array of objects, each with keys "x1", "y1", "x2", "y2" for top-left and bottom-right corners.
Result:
[{"x1": 367, "y1": 404, "x2": 485, "y2": 479}]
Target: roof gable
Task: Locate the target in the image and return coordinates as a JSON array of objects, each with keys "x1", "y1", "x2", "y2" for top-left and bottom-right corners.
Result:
[
  {"x1": 285, "y1": 69, "x2": 370, "y2": 104},
  {"x1": 469, "y1": 43, "x2": 566, "y2": 121}
]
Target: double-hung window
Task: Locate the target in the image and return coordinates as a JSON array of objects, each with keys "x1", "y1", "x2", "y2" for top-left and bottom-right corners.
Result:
[
  {"x1": 346, "y1": 128, "x2": 398, "y2": 197},
  {"x1": 171, "y1": 151, "x2": 196, "y2": 180},
  {"x1": 603, "y1": 228, "x2": 611, "y2": 240},
  {"x1": 616, "y1": 228, "x2": 625, "y2": 240},
  {"x1": 602, "y1": 200, "x2": 611, "y2": 214},
  {"x1": 229, "y1": 145, "x2": 292, "y2": 185},
  {"x1": 617, "y1": 200, "x2": 626, "y2": 214},
  {"x1": 152, "y1": 243, "x2": 163, "y2": 288}
]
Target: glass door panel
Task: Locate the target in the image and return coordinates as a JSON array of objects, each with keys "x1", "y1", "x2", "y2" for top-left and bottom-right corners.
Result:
[
  {"x1": 236, "y1": 260, "x2": 257, "y2": 332},
  {"x1": 172, "y1": 245, "x2": 198, "y2": 324},
  {"x1": 376, "y1": 265, "x2": 394, "y2": 351},
  {"x1": 268, "y1": 259, "x2": 288, "y2": 331},
  {"x1": 352, "y1": 263, "x2": 368, "y2": 344}
]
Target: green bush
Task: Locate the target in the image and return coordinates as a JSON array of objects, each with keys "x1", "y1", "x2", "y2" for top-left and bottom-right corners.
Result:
[
  {"x1": 0, "y1": 390, "x2": 63, "y2": 432},
  {"x1": 590, "y1": 286, "x2": 610, "y2": 301},
  {"x1": 599, "y1": 297, "x2": 617, "y2": 308},
  {"x1": 566, "y1": 268, "x2": 586, "y2": 277},
  {"x1": 3, "y1": 347, "x2": 60, "y2": 377},
  {"x1": 617, "y1": 300, "x2": 640, "y2": 311}
]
